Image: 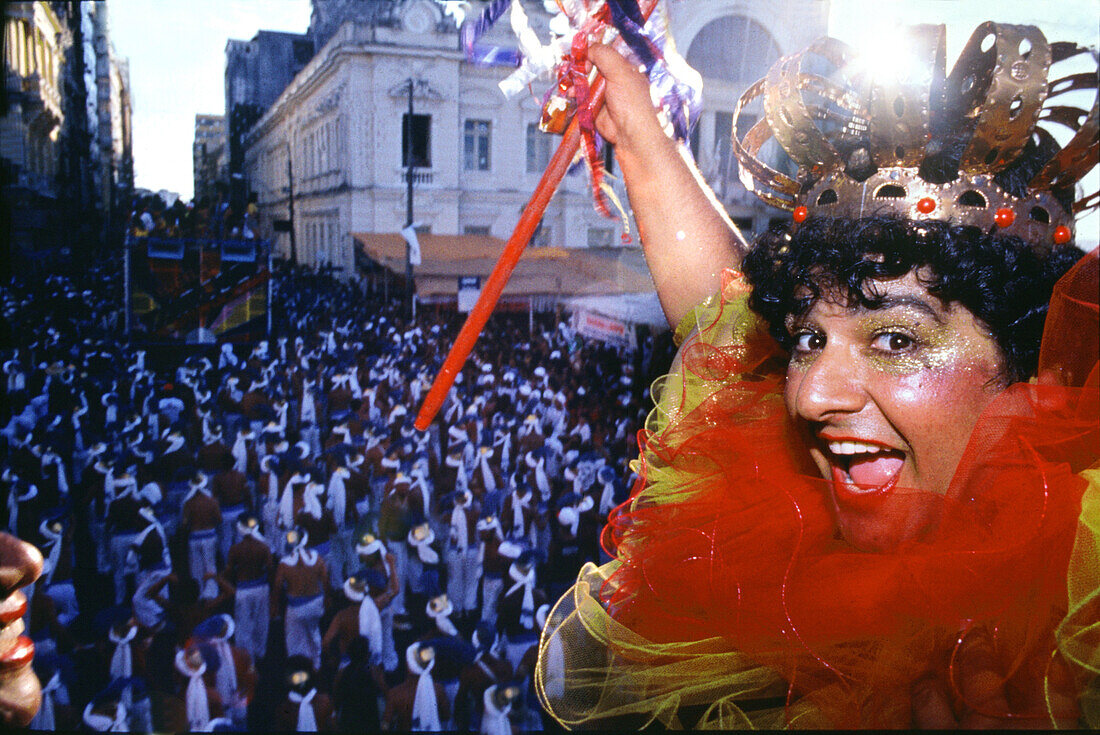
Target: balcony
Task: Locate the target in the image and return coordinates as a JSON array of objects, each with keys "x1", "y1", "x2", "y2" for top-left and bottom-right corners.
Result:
[
  {"x1": 20, "y1": 73, "x2": 62, "y2": 127},
  {"x1": 398, "y1": 168, "x2": 434, "y2": 186}
]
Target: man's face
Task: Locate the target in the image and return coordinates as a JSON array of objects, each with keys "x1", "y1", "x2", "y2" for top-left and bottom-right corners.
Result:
[{"x1": 783, "y1": 271, "x2": 1006, "y2": 551}]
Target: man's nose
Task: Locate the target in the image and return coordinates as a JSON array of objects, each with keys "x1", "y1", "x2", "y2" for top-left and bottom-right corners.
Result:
[{"x1": 788, "y1": 344, "x2": 866, "y2": 422}]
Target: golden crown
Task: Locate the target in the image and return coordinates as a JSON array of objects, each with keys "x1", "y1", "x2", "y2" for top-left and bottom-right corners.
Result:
[{"x1": 732, "y1": 22, "x2": 1098, "y2": 251}]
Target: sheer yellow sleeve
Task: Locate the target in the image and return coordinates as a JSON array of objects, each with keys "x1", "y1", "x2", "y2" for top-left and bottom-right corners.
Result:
[{"x1": 535, "y1": 272, "x2": 813, "y2": 729}]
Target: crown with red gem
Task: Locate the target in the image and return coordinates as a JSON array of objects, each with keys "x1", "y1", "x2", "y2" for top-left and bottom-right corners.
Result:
[{"x1": 732, "y1": 23, "x2": 1098, "y2": 252}]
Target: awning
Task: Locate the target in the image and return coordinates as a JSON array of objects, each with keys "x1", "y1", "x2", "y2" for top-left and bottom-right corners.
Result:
[
  {"x1": 565, "y1": 292, "x2": 668, "y2": 328},
  {"x1": 353, "y1": 232, "x2": 658, "y2": 302}
]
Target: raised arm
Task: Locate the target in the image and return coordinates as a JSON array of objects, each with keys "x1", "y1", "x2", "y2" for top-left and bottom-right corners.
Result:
[{"x1": 589, "y1": 43, "x2": 748, "y2": 328}]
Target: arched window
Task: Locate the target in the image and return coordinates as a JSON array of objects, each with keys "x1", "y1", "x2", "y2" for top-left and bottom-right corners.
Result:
[{"x1": 686, "y1": 15, "x2": 780, "y2": 84}]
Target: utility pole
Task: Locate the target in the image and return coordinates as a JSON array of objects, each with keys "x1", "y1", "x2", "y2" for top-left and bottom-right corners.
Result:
[
  {"x1": 405, "y1": 78, "x2": 415, "y2": 320},
  {"x1": 287, "y1": 141, "x2": 298, "y2": 265}
]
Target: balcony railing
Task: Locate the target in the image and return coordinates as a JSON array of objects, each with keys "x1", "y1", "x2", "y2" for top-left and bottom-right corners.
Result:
[
  {"x1": 398, "y1": 168, "x2": 434, "y2": 185},
  {"x1": 21, "y1": 73, "x2": 62, "y2": 118}
]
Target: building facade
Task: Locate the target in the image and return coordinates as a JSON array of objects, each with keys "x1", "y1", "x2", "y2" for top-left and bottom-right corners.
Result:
[
  {"x1": 242, "y1": 0, "x2": 828, "y2": 275},
  {"x1": 91, "y1": 3, "x2": 134, "y2": 243},
  {"x1": 225, "y1": 30, "x2": 314, "y2": 200},
  {"x1": 2, "y1": 1, "x2": 64, "y2": 198},
  {"x1": 193, "y1": 113, "x2": 226, "y2": 204},
  {"x1": 672, "y1": 0, "x2": 829, "y2": 233},
  {"x1": 1, "y1": 1, "x2": 132, "y2": 262}
]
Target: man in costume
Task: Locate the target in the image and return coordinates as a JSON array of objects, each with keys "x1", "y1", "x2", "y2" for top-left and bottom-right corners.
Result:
[
  {"x1": 274, "y1": 656, "x2": 335, "y2": 731},
  {"x1": 273, "y1": 528, "x2": 329, "y2": 670},
  {"x1": 382, "y1": 642, "x2": 452, "y2": 731},
  {"x1": 529, "y1": 17, "x2": 1099, "y2": 731},
  {"x1": 447, "y1": 489, "x2": 481, "y2": 625},
  {"x1": 222, "y1": 513, "x2": 273, "y2": 661},
  {"x1": 192, "y1": 614, "x2": 256, "y2": 728},
  {"x1": 356, "y1": 529, "x2": 401, "y2": 672},
  {"x1": 180, "y1": 471, "x2": 222, "y2": 600},
  {"x1": 322, "y1": 567, "x2": 388, "y2": 669}
]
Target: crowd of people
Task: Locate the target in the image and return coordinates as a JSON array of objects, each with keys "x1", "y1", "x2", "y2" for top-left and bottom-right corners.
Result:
[
  {"x1": 0, "y1": 253, "x2": 669, "y2": 732},
  {"x1": 130, "y1": 188, "x2": 260, "y2": 242}
]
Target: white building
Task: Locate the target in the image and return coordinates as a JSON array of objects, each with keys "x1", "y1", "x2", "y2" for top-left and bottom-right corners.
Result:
[
  {"x1": 243, "y1": 0, "x2": 829, "y2": 276},
  {"x1": 2, "y1": 1, "x2": 64, "y2": 196}
]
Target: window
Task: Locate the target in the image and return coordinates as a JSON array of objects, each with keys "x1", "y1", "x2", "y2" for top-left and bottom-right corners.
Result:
[
  {"x1": 587, "y1": 227, "x2": 613, "y2": 248},
  {"x1": 686, "y1": 15, "x2": 781, "y2": 84},
  {"x1": 714, "y1": 110, "x2": 733, "y2": 179},
  {"x1": 526, "y1": 123, "x2": 551, "y2": 173},
  {"x1": 463, "y1": 225, "x2": 491, "y2": 236},
  {"x1": 464, "y1": 119, "x2": 491, "y2": 171},
  {"x1": 402, "y1": 113, "x2": 431, "y2": 168},
  {"x1": 293, "y1": 40, "x2": 314, "y2": 65},
  {"x1": 531, "y1": 222, "x2": 551, "y2": 248}
]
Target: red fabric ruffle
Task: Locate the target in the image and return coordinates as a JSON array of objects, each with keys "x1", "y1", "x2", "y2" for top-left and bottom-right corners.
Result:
[{"x1": 601, "y1": 251, "x2": 1099, "y2": 727}]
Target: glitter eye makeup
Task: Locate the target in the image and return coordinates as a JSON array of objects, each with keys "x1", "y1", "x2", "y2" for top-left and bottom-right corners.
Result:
[{"x1": 860, "y1": 312, "x2": 948, "y2": 376}]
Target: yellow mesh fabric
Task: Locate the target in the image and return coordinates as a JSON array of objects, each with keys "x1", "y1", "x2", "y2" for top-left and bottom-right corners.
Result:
[
  {"x1": 1058, "y1": 468, "x2": 1100, "y2": 726},
  {"x1": 537, "y1": 273, "x2": 811, "y2": 729},
  {"x1": 534, "y1": 562, "x2": 803, "y2": 729}
]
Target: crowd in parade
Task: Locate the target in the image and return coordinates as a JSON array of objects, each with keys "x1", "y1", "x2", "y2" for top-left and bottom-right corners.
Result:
[{"x1": 1, "y1": 251, "x2": 664, "y2": 732}]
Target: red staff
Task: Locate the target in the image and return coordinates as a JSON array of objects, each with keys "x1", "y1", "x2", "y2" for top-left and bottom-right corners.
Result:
[{"x1": 415, "y1": 2, "x2": 657, "y2": 431}]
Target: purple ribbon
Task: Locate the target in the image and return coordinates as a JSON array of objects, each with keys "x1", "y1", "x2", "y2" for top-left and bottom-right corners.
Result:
[{"x1": 460, "y1": 0, "x2": 522, "y2": 67}]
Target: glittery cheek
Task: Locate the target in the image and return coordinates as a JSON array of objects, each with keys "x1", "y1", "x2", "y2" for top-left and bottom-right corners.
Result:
[
  {"x1": 787, "y1": 350, "x2": 816, "y2": 373},
  {"x1": 871, "y1": 339, "x2": 1000, "y2": 414}
]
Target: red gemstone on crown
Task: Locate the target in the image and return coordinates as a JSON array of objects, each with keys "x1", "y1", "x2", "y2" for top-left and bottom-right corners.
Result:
[
  {"x1": 1053, "y1": 225, "x2": 1072, "y2": 245},
  {"x1": 793, "y1": 205, "x2": 809, "y2": 223},
  {"x1": 994, "y1": 207, "x2": 1015, "y2": 227},
  {"x1": 916, "y1": 196, "x2": 936, "y2": 214}
]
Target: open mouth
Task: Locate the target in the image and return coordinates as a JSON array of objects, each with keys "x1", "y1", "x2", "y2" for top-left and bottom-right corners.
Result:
[{"x1": 824, "y1": 439, "x2": 905, "y2": 502}]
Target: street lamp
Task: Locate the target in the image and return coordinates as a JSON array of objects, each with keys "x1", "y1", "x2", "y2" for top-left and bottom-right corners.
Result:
[
  {"x1": 405, "y1": 78, "x2": 415, "y2": 320},
  {"x1": 287, "y1": 140, "x2": 297, "y2": 265}
]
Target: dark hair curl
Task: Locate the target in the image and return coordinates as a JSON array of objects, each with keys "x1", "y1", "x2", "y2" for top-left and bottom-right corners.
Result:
[{"x1": 742, "y1": 215, "x2": 1084, "y2": 383}]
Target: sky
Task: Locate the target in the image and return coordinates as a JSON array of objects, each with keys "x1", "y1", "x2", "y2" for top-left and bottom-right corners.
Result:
[
  {"x1": 109, "y1": 0, "x2": 1098, "y2": 245},
  {"x1": 109, "y1": 0, "x2": 312, "y2": 201}
]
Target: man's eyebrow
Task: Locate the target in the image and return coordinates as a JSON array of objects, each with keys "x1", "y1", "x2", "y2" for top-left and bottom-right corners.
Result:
[
  {"x1": 785, "y1": 294, "x2": 946, "y2": 330},
  {"x1": 859, "y1": 294, "x2": 945, "y2": 323}
]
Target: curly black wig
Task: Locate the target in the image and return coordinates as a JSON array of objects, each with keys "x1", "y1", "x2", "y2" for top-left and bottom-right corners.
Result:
[{"x1": 742, "y1": 215, "x2": 1085, "y2": 384}]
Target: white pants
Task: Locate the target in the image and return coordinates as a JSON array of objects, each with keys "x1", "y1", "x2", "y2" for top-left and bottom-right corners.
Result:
[
  {"x1": 285, "y1": 593, "x2": 324, "y2": 669},
  {"x1": 407, "y1": 553, "x2": 426, "y2": 595},
  {"x1": 188, "y1": 529, "x2": 219, "y2": 599},
  {"x1": 480, "y1": 576, "x2": 504, "y2": 625},
  {"x1": 301, "y1": 424, "x2": 321, "y2": 458},
  {"x1": 261, "y1": 495, "x2": 281, "y2": 548},
  {"x1": 446, "y1": 546, "x2": 480, "y2": 614},
  {"x1": 220, "y1": 504, "x2": 246, "y2": 562},
  {"x1": 92, "y1": 518, "x2": 109, "y2": 571},
  {"x1": 385, "y1": 539, "x2": 408, "y2": 614},
  {"x1": 235, "y1": 581, "x2": 270, "y2": 660},
  {"x1": 328, "y1": 530, "x2": 354, "y2": 588},
  {"x1": 110, "y1": 531, "x2": 138, "y2": 605},
  {"x1": 380, "y1": 603, "x2": 399, "y2": 672},
  {"x1": 133, "y1": 568, "x2": 170, "y2": 628}
]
